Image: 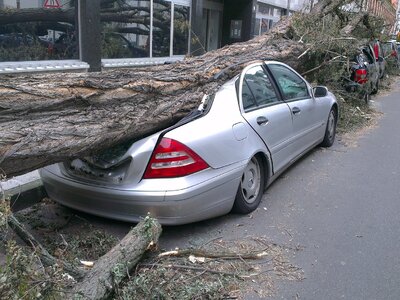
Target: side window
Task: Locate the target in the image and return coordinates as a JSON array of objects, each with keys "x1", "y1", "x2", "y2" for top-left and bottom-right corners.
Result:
[
  {"x1": 268, "y1": 64, "x2": 309, "y2": 101},
  {"x1": 242, "y1": 81, "x2": 257, "y2": 110},
  {"x1": 241, "y1": 65, "x2": 279, "y2": 111},
  {"x1": 362, "y1": 48, "x2": 374, "y2": 64}
]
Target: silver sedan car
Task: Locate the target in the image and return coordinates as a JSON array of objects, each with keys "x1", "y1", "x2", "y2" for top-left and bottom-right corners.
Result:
[{"x1": 40, "y1": 61, "x2": 338, "y2": 225}]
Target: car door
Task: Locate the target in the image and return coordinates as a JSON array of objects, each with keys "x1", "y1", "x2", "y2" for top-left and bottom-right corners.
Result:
[
  {"x1": 363, "y1": 46, "x2": 380, "y2": 85},
  {"x1": 239, "y1": 63, "x2": 293, "y2": 173},
  {"x1": 267, "y1": 63, "x2": 325, "y2": 158}
]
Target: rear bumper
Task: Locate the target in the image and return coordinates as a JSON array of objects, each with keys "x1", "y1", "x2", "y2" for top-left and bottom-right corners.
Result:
[{"x1": 40, "y1": 163, "x2": 244, "y2": 225}]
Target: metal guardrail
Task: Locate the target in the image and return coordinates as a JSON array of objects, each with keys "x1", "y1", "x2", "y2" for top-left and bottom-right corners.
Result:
[
  {"x1": 101, "y1": 56, "x2": 185, "y2": 68},
  {"x1": 0, "y1": 60, "x2": 89, "y2": 74},
  {"x1": 0, "y1": 56, "x2": 185, "y2": 74}
]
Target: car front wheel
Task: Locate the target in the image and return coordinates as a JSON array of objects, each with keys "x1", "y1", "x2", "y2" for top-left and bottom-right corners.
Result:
[
  {"x1": 320, "y1": 108, "x2": 337, "y2": 147},
  {"x1": 232, "y1": 156, "x2": 265, "y2": 214}
]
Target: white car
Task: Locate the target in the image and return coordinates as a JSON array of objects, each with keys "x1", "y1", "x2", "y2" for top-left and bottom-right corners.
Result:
[{"x1": 40, "y1": 61, "x2": 338, "y2": 225}]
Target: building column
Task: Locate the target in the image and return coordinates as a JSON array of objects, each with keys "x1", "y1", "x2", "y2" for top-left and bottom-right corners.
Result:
[
  {"x1": 78, "y1": 0, "x2": 102, "y2": 72},
  {"x1": 190, "y1": 0, "x2": 205, "y2": 56}
]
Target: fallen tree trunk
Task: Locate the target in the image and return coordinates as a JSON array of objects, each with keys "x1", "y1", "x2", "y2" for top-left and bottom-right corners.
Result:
[
  {"x1": 5, "y1": 211, "x2": 162, "y2": 299},
  {"x1": 7, "y1": 214, "x2": 86, "y2": 280},
  {"x1": 0, "y1": 0, "x2": 382, "y2": 178},
  {"x1": 68, "y1": 216, "x2": 162, "y2": 300},
  {"x1": 0, "y1": 17, "x2": 306, "y2": 177}
]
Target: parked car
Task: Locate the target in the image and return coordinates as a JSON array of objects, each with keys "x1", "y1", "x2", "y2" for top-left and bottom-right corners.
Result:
[
  {"x1": 0, "y1": 33, "x2": 51, "y2": 49},
  {"x1": 102, "y1": 32, "x2": 148, "y2": 58},
  {"x1": 0, "y1": 33, "x2": 54, "y2": 61},
  {"x1": 52, "y1": 32, "x2": 78, "y2": 59},
  {"x1": 371, "y1": 39, "x2": 386, "y2": 78},
  {"x1": 40, "y1": 61, "x2": 338, "y2": 225},
  {"x1": 382, "y1": 40, "x2": 399, "y2": 67},
  {"x1": 344, "y1": 45, "x2": 380, "y2": 103}
]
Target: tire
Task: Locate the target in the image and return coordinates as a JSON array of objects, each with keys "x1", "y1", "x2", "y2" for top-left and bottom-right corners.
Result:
[
  {"x1": 320, "y1": 108, "x2": 337, "y2": 147},
  {"x1": 232, "y1": 156, "x2": 265, "y2": 214},
  {"x1": 363, "y1": 91, "x2": 370, "y2": 104},
  {"x1": 371, "y1": 79, "x2": 379, "y2": 95}
]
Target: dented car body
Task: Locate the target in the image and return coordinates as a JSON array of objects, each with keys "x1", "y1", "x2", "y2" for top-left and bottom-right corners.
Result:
[{"x1": 40, "y1": 61, "x2": 338, "y2": 225}]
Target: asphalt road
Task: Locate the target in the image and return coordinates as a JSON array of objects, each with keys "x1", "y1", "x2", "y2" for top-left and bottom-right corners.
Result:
[
  {"x1": 158, "y1": 80, "x2": 400, "y2": 299},
  {"x1": 45, "y1": 80, "x2": 400, "y2": 299}
]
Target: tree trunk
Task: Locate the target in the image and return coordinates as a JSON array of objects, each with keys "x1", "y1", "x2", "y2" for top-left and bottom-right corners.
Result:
[
  {"x1": 68, "y1": 216, "x2": 162, "y2": 300},
  {"x1": 7, "y1": 214, "x2": 86, "y2": 280},
  {"x1": 0, "y1": 18, "x2": 306, "y2": 177}
]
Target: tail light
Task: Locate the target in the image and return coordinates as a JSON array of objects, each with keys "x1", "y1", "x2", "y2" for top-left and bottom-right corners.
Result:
[
  {"x1": 143, "y1": 138, "x2": 209, "y2": 179},
  {"x1": 354, "y1": 69, "x2": 368, "y2": 84},
  {"x1": 373, "y1": 43, "x2": 379, "y2": 61}
]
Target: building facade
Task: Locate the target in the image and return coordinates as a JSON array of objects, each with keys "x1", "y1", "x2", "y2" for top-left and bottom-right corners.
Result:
[
  {"x1": 365, "y1": 0, "x2": 397, "y2": 33},
  {"x1": 1, "y1": 0, "x2": 399, "y2": 74}
]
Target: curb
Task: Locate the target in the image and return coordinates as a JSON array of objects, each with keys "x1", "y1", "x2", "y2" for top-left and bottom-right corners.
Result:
[{"x1": 0, "y1": 171, "x2": 47, "y2": 211}]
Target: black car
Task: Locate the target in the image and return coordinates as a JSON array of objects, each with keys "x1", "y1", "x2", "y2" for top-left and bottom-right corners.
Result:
[{"x1": 344, "y1": 45, "x2": 380, "y2": 103}]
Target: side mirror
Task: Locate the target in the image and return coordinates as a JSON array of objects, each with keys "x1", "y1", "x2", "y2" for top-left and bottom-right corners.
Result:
[{"x1": 313, "y1": 86, "x2": 328, "y2": 98}]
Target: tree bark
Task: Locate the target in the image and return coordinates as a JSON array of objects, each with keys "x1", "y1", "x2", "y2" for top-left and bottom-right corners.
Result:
[
  {"x1": 0, "y1": 18, "x2": 306, "y2": 177},
  {"x1": 67, "y1": 216, "x2": 162, "y2": 300}
]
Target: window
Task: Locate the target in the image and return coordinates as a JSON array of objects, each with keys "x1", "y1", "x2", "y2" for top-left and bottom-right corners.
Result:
[
  {"x1": 173, "y1": 5, "x2": 189, "y2": 55},
  {"x1": 153, "y1": 1, "x2": 172, "y2": 57},
  {"x1": 356, "y1": 52, "x2": 369, "y2": 65},
  {"x1": 1, "y1": 0, "x2": 191, "y2": 70},
  {"x1": 242, "y1": 81, "x2": 257, "y2": 110},
  {"x1": 254, "y1": 18, "x2": 261, "y2": 36},
  {"x1": 261, "y1": 18, "x2": 270, "y2": 34},
  {"x1": 362, "y1": 47, "x2": 375, "y2": 64},
  {"x1": 0, "y1": 1, "x2": 77, "y2": 62},
  {"x1": 241, "y1": 65, "x2": 279, "y2": 111},
  {"x1": 258, "y1": 3, "x2": 272, "y2": 15},
  {"x1": 101, "y1": 1, "x2": 150, "y2": 59},
  {"x1": 268, "y1": 64, "x2": 309, "y2": 100}
]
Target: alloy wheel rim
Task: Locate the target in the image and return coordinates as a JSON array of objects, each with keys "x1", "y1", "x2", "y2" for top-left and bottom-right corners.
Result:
[
  {"x1": 327, "y1": 111, "x2": 335, "y2": 141},
  {"x1": 240, "y1": 157, "x2": 261, "y2": 204}
]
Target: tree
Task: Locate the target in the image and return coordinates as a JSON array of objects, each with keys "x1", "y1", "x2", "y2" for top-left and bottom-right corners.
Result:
[
  {"x1": 0, "y1": 0, "x2": 387, "y2": 178},
  {"x1": 0, "y1": 0, "x2": 391, "y2": 297}
]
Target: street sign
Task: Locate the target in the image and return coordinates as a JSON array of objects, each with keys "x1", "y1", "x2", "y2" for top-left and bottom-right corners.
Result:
[{"x1": 44, "y1": 0, "x2": 61, "y2": 8}]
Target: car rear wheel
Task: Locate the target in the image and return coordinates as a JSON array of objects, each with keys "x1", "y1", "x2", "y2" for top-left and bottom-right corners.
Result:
[
  {"x1": 320, "y1": 108, "x2": 337, "y2": 147},
  {"x1": 371, "y1": 79, "x2": 379, "y2": 95},
  {"x1": 363, "y1": 91, "x2": 370, "y2": 104},
  {"x1": 232, "y1": 156, "x2": 265, "y2": 214}
]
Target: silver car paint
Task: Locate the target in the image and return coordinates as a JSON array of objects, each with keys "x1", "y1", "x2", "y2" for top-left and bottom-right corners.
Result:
[
  {"x1": 40, "y1": 61, "x2": 337, "y2": 225},
  {"x1": 40, "y1": 162, "x2": 243, "y2": 224},
  {"x1": 164, "y1": 77, "x2": 272, "y2": 170}
]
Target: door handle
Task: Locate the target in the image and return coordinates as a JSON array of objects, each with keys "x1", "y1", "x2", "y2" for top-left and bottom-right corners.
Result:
[
  {"x1": 292, "y1": 107, "x2": 301, "y2": 115},
  {"x1": 256, "y1": 116, "x2": 269, "y2": 126}
]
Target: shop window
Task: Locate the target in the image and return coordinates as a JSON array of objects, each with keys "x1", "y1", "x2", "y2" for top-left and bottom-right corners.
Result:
[
  {"x1": 261, "y1": 18, "x2": 269, "y2": 34},
  {"x1": 153, "y1": 0, "x2": 171, "y2": 57},
  {"x1": 255, "y1": 18, "x2": 261, "y2": 36},
  {"x1": 173, "y1": 5, "x2": 189, "y2": 55},
  {"x1": 101, "y1": 1, "x2": 150, "y2": 59},
  {"x1": 0, "y1": 1, "x2": 77, "y2": 62}
]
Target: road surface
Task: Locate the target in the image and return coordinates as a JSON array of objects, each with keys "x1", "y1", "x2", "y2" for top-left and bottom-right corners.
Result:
[{"x1": 159, "y1": 79, "x2": 400, "y2": 299}]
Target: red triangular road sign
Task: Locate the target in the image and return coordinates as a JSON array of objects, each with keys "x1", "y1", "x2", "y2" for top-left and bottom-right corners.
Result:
[{"x1": 44, "y1": 0, "x2": 61, "y2": 8}]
